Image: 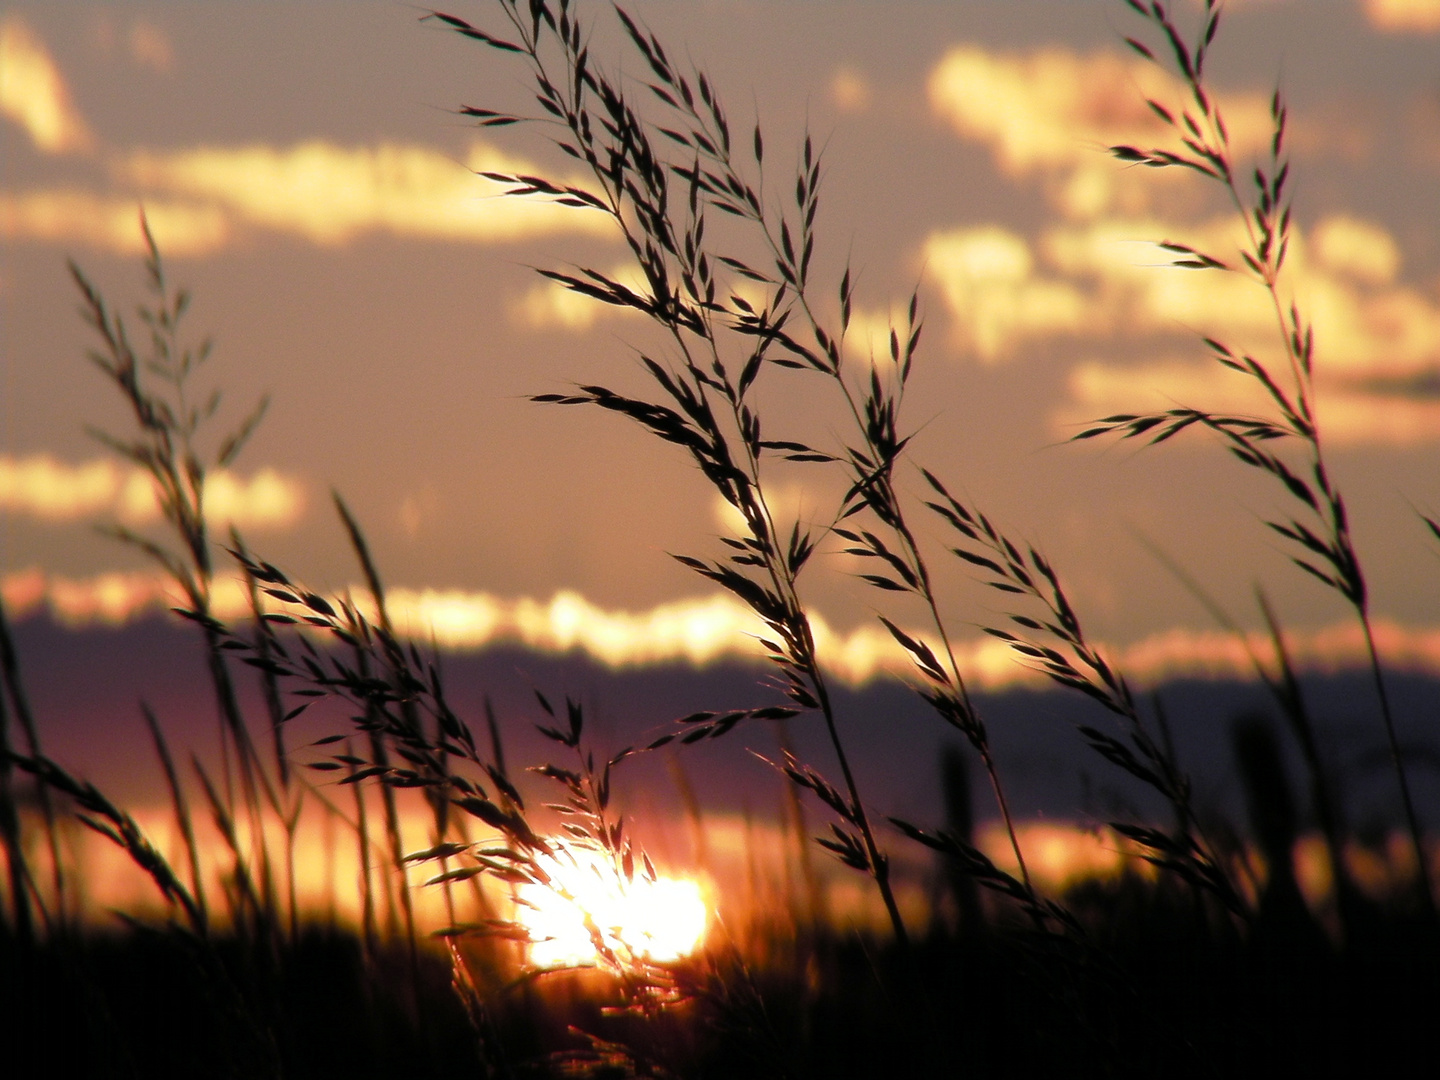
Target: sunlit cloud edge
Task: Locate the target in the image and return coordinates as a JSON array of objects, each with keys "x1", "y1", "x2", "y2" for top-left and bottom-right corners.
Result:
[{"x1": 8, "y1": 567, "x2": 1440, "y2": 689}]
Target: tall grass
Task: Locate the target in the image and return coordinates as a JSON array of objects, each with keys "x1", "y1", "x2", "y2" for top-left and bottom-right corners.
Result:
[
  {"x1": 2, "y1": 0, "x2": 1438, "y2": 1075},
  {"x1": 1080, "y1": 0, "x2": 1435, "y2": 924},
  {"x1": 430, "y1": 0, "x2": 1263, "y2": 934}
]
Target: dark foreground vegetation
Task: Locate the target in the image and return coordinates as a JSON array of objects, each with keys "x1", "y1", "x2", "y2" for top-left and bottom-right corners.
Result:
[
  {"x1": 3, "y1": 1, "x2": 1439, "y2": 1076},
  {"x1": 4, "y1": 887, "x2": 1438, "y2": 1078}
]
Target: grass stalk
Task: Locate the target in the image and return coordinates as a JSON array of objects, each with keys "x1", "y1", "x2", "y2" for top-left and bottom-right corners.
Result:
[
  {"x1": 1088, "y1": 0, "x2": 1434, "y2": 920},
  {"x1": 142, "y1": 705, "x2": 209, "y2": 935},
  {"x1": 333, "y1": 495, "x2": 421, "y2": 969},
  {"x1": 1359, "y1": 615, "x2": 1434, "y2": 917},
  {"x1": 0, "y1": 594, "x2": 64, "y2": 928},
  {"x1": 0, "y1": 673, "x2": 35, "y2": 943},
  {"x1": 347, "y1": 740, "x2": 378, "y2": 957},
  {"x1": 437, "y1": 0, "x2": 922, "y2": 941}
]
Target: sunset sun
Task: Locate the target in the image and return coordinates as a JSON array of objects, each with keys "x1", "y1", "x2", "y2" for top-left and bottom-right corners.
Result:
[{"x1": 514, "y1": 847, "x2": 708, "y2": 969}]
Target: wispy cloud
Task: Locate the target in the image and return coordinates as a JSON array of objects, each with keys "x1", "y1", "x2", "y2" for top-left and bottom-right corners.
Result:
[
  {"x1": 0, "y1": 14, "x2": 94, "y2": 154},
  {"x1": 114, "y1": 140, "x2": 612, "y2": 247},
  {"x1": 0, "y1": 455, "x2": 304, "y2": 529},
  {"x1": 1364, "y1": 0, "x2": 1440, "y2": 32},
  {"x1": 3, "y1": 139, "x2": 613, "y2": 256},
  {"x1": 0, "y1": 189, "x2": 231, "y2": 255}
]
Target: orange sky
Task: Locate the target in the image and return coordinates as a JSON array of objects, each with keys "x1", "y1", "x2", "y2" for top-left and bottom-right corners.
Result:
[{"x1": 5, "y1": 0, "x2": 1440, "y2": 682}]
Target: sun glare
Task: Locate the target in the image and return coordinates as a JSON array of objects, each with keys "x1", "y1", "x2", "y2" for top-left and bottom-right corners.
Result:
[{"x1": 514, "y1": 847, "x2": 708, "y2": 969}]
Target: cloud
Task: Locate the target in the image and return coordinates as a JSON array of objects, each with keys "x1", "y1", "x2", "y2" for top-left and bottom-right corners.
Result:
[
  {"x1": 0, "y1": 189, "x2": 231, "y2": 255},
  {"x1": 1, "y1": 567, "x2": 170, "y2": 628},
  {"x1": 1014, "y1": 211, "x2": 1440, "y2": 442},
  {"x1": 0, "y1": 455, "x2": 304, "y2": 529},
  {"x1": 923, "y1": 209, "x2": 1440, "y2": 436},
  {"x1": 1310, "y1": 215, "x2": 1401, "y2": 285},
  {"x1": 927, "y1": 43, "x2": 1274, "y2": 220},
  {"x1": 0, "y1": 14, "x2": 94, "y2": 154},
  {"x1": 510, "y1": 262, "x2": 648, "y2": 330},
  {"x1": 1060, "y1": 357, "x2": 1440, "y2": 446},
  {"x1": 127, "y1": 21, "x2": 174, "y2": 75},
  {"x1": 1364, "y1": 0, "x2": 1440, "y2": 32},
  {"x1": 0, "y1": 456, "x2": 119, "y2": 521},
  {"x1": 840, "y1": 307, "x2": 905, "y2": 362},
  {"x1": 929, "y1": 45, "x2": 1171, "y2": 174},
  {"x1": 10, "y1": 566, "x2": 1440, "y2": 689},
  {"x1": 1063, "y1": 356, "x2": 1270, "y2": 423},
  {"x1": 115, "y1": 139, "x2": 613, "y2": 247},
  {"x1": 201, "y1": 469, "x2": 305, "y2": 529},
  {"x1": 922, "y1": 226, "x2": 1093, "y2": 360},
  {"x1": 1045, "y1": 213, "x2": 1440, "y2": 378},
  {"x1": 711, "y1": 481, "x2": 837, "y2": 537}
]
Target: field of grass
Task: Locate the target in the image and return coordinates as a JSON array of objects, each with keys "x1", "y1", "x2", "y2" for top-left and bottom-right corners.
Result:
[{"x1": 3, "y1": 1, "x2": 1439, "y2": 1075}]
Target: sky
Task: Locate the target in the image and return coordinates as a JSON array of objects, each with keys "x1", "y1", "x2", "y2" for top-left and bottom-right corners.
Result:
[{"x1": 6, "y1": 0, "x2": 1440, "y2": 689}]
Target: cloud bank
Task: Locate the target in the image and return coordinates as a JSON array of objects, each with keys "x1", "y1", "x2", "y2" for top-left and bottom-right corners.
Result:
[
  {"x1": 9, "y1": 567, "x2": 1440, "y2": 690},
  {"x1": 0, "y1": 455, "x2": 305, "y2": 529}
]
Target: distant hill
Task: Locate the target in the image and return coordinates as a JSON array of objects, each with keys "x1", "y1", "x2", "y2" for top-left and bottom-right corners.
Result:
[{"x1": 10, "y1": 614, "x2": 1439, "y2": 835}]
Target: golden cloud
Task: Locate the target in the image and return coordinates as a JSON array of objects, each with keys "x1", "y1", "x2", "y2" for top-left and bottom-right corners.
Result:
[
  {"x1": 1063, "y1": 356, "x2": 1270, "y2": 422},
  {"x1": 927, "y1": 44, "x2": 1278, "y2": 222},
  {"x1": 201, "y1": 469, "x2": 306, "y2": 529},
  {"x1": 1042, "y1": 213, "x2": 1273, "y2": 342},
  {"x1": 0, "y1": 189, "x2": 231, "y2": 255},
  {"x1": 929, "y1": 45, "x2": 1166, "y2": 174},
  {"x1": 1045, "y1": 214, "x2": 1440, "y2": 379},
  {"x1": 0, "y1": 455, "x2": 118, "y2": 521},
  {"x1": 510, "y1": 262, "x2": 648, "y2": 330},
  {"x1": 922, "y1": 226, "x2": 1092, "y2": 360},
  {"x1": 0, "y1": 14, "x2": 94, "y2": 154},
  {"x1": 711, "y1": 481, "x2": 838, "y2": 537},
  {"x1": 1365, "y1": 0, "x2": 1440, "y2": 31},
  {"x1": 841, "y1": 307, "x2": 904, "y2": 362},
  {"x1": 10, "y1": 567, "x2": 1440, "y2": 690},
  {"x1": 116, "y1": 140, "x2": 613, "y2": 246},
  {"x1": 925, "y1": 210, "x2": 1440, "y2": 428},
  {"x1": 1039, "y1": 212, "x2": 1440, "y2": 442},
  {"x1": 1061, "y1": 357, "x2": 1440, "y2": 447},
  {"x1": 0, "y1": 455, "x2": 304, "y2": 529},
  {"x1": 1311, "y1": 215, "x2": 1401, "y2": 285}
]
